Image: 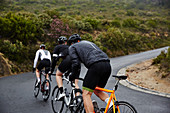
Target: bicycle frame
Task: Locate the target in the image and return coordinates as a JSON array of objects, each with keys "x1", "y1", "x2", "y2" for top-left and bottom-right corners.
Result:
[
  {"x1": 95, "y1": 87, "x2": 120, "y2": 113},
  {"x1": 62, "y1": 75, "x2": 76, "y2": 107},
  {"x1": 64, "y1": 86, "x2": 76, "y2": 107},
  {"x1": 41, "y1": 71, "x2": 48, "y2": 80}
]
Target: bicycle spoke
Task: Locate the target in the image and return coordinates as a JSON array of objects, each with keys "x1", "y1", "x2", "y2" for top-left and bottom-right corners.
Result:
[{"x1": 51, "y1": 86, "x2": 65, "y2": 113}]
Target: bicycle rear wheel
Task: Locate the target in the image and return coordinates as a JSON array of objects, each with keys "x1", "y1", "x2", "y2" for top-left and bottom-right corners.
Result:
[
  {"x1": 107, "y1": 101, "x2": 137, "y2": 113},
  {"x1": 42, "y1": 79, "x2": 51, "y2": 101},
  {"x1": 34, "y1": 80, "x2": 40, "y2": 97},
  {"x1": 51, "y1": 85, "x2": 65, "y2": 113}
]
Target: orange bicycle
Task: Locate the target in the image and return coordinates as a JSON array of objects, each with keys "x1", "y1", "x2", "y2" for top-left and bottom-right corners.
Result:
[{"x1": 93, "y1": 75, "x2": 137, "y2": 113}]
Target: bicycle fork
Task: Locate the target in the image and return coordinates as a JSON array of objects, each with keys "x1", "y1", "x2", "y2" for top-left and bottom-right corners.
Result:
[{"x1": 64, "y1": 88, "x2": 72, "y2": 107}]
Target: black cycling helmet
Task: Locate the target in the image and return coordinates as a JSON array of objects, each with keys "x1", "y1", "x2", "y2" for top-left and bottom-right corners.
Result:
[
  {"x1": 40, "y1": 44, "x2": 45, "y2": 49},
  {"x1": 68, "y1": 34, "x2": 81, "y2": 44},
  {"x1": 58, "y1": 36, "x2": 67, "y2": 44}
]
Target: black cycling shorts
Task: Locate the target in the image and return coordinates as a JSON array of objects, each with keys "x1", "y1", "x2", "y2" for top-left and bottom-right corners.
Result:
[
  {"x1": 37, "y1": 59, "x2": 50, "y2": 74},
  {"x1": 82, "y1": 61, "x2": 111, "y2": 92},
  {"x1": 58, "y1": 55, "x2": 72, "y2": 73}
]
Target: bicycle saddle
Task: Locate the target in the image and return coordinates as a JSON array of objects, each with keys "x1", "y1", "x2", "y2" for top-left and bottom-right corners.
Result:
[{"x1": 112, "y1": 75, "x2": 127, "y2": 80}]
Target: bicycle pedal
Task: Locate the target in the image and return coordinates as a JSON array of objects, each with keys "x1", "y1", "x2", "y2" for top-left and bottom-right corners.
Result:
[{"x1": 100, "y1": 108, "x2": 105, "y2": 112}]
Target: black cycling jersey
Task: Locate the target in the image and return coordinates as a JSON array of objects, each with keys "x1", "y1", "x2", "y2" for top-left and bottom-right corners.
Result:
[
  {"x1": 53, "y1": 44, "x2": 69, "y2": 57},
  {"x1": 51, "y1": 44, "x2": 71, "y2": 73}
]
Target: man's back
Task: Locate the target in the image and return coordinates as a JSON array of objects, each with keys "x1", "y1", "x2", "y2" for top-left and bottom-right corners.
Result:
[
  {"x1": 69, "y1": 40, "x2": 109, "y2": 68},
  {"x1": 36, "y1": 49, "x2": 51, "y2": 60},
  {"x1": 53, "y1": 44, "x2": 69, "y2": 57}
]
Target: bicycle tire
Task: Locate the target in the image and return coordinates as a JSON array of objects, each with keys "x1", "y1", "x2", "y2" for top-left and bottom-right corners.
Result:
[
  {"x1": 33, "y1": 80, "x2": 40, "y2": 97},
  {"x1": 42, "y1": 79, "x2": 51, "y2": 101},
  {"x1": 51, "y1": 85, "x2": 65, "y2": 113},
  {"x1": 107, "y1": 101, "x2": 137, "y2": 113}
]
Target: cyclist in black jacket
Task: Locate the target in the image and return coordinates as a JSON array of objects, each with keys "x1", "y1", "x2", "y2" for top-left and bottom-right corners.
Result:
[
  {"x1": 49, "y1": 36, "x2": 79, "y2": 100},
  {"x1": 68, "y1": 34, "x2": 111, "y2": 113}
]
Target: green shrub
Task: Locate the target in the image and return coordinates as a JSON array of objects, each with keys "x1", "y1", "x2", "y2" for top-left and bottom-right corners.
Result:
[
  {"x1": 139, "y1": 24, "x2": 149, "y2": 32},
  {"x1": 96, "y1": 16, "x2": 104, "y2": 19},
  {"x1": 153, "y1": 47, "x2": 170, "y2": 74},
  {"x1": 99, "y1": 27, "x2": 125, "y2": 51},
  {"x1": 168, "y1": 25, "x2": 170, "y2": 31},
  {"x1": 59, "y1": 6, "x2": 67, "y2": 11},
  {"x1": 0, "y1": 40, "x2": 28, "y2": 63},
  {"x1": 83, "y1": 22, "x2": 93, "y2": 31},
  {"x1": 166, "y1": 47, "x2": 170, "y2": 61},
  {"x1": 75, "y1": 20, "x2": 85, "y2": 30},
  {"x1": 81, "y1": 33, "x2": 94, "y2": 42},
  {"x1": 38, "y1": 13, "x2": 52, "y2": 29},
  {"x1": 122, "y1": 18, "x2": 137, "y2": 28},
  {"x1": 110, "y1": 20, "x2": 121, "y2": 28},
  {"x1": 44, "y1": 9, "x2": 60, "y2": 18},
  {"x1": 126, "y1": 10, "x2": 135, "y2": 16},
  {"x1": 112, "y1": 13, "x2": 116, "y2": 17},
  {"x1": 123, "y1": 30, "x2": 141, "y2": 50},
  {"x1": 150, "y1": 32, "x2": 156, "y2": 36},
  {"x1": 0, "y1": 12, "x2": 40, "y2": 45},
  {"x1": 146, "y1": 20, "x2": 157, "y2": 28},
  {"x1": 153, "y1": 51, "x2": 166, "y2": 64},
  {"x1": 83, "y1": 18, "x2": 100, "y2": 30}
]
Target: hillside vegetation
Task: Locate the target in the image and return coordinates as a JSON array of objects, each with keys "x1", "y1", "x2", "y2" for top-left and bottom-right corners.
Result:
[
  {"x1": 0, "y1": 0, "x2": 169, "y2": 75},
  {"x1": 153, "y1": 47, "x2": 170, "y2": 78}
]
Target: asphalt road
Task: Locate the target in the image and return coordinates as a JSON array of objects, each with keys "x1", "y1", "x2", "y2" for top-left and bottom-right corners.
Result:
[{"x1": 0, "y1": 47, "x2": 170, "y2": 113}]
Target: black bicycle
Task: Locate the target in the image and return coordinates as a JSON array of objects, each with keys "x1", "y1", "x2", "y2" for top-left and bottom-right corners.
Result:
[
  {"x1": 51, "y1": 72, "x2": 85, "y2": 113},
  {"x1": 33, "y1": 70, "x2": 51, "y2": 101}
]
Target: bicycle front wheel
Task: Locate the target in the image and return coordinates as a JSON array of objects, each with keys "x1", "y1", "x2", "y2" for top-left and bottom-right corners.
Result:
[
  {"x1": 42, "y1": 79, "x2": 51, "y2": 101},
  {"x1": 69, "y1": 96, "x2": 85, "y2": 113},
  {"x1": 33, "y1": 80, "x2": 40, "y2": 98},
  {"x1": 51, "y1": 85, "x2": 65, "y2": 113},
  {"x1": 107, "y1": 101, "x2": 137, "y2": 113}
]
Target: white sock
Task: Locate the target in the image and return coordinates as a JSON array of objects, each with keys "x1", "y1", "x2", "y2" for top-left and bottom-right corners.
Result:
[
  {"x1": 105, "y1": 97, "x2": 113, "y2": 108},
  {"x1": 37, "y1": 78, "x2": 40, "y2": 82}
]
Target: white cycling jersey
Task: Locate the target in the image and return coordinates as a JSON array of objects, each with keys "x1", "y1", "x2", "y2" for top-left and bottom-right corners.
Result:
[{"x1": 33, "y1": 49, "x2": 51, "y2": 68}]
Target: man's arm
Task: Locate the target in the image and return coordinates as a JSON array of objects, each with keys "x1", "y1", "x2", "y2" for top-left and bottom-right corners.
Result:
[
  {"x1": 50, "y1": 53, "x2": 59, "y2": 74},
  {"x1": 33, "y1": 50, "x2": 39, "y2": 68},
  {"x1": 69, "y1": 46, "x2": 81, "y2": 80},
  {"x1": 33, "y1": 50, "x2": 39, "y2": 72}
]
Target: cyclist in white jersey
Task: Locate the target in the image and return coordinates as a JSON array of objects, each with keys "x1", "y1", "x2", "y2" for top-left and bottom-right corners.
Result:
[{"x1": 33, "y1": 44, "x2": 51, "y2": 87}]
